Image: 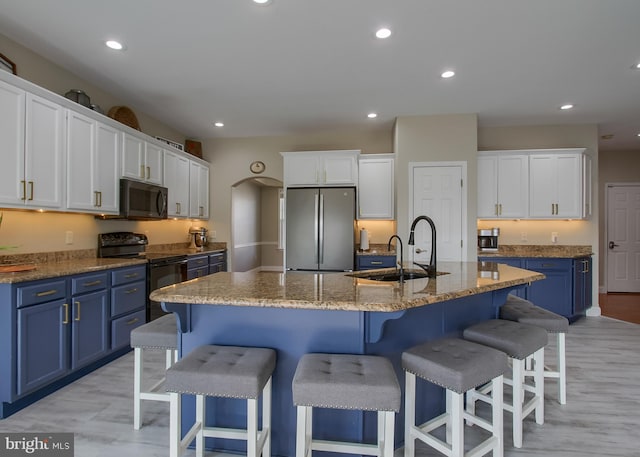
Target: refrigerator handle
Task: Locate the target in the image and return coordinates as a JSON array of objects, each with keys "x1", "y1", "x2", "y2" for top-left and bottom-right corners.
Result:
[
  {"x1": 318, "y1": 193, "x2": 324, "y2": 264},
  {"x1": 314, "y1": 193, "x2": 319, "y2": 264}
]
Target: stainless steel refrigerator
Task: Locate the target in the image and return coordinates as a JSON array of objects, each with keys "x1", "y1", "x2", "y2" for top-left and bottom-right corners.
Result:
[{"x1": 286, "y1": 187, "x2": 355, "y2": 271}]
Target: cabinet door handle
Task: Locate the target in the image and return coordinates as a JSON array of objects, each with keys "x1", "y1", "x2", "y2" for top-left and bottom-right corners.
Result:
[
  {"x1": 36, "y1": 289, "x2": 58, "y2": 297},
  {"x1": 176, "y1": 202, "x2": 181, "y2": 214},
  {"x1": 74, "y1": 301, "x2": 81, "y2": 321},
  {"x1": 21, "y1": 180, "x2": 27, "y2": 200},
  {"x1": 126, "y1": 317, "x2": 140, "y2": 325},
  {"x1": 146, "y1": 166, "x2": 150, "y2": 179},
  {"x1": 140, "y1": 165, "x2": 145, "y2": 178},
  {"x1": 28, "y1": 181, "x2": 34, "y2": 201},
  {"x1": 498, "y1": 203, "x2": 502, "y2": 216},
  {"x1": 83, "y1": 280, "x2": 102, "y2": 287},
  {"x1": 98, "y1": 191, "x2": 102, "y2": 207},
  {"x1": 94, "y1": 191, "x2": 100, "y2": 207},
  {"x1": 124, "y1": 288, "x2": 138, "y2": 294},
  {"x1": 62, "y1": 303, "x2": 69, "y2": 324}
]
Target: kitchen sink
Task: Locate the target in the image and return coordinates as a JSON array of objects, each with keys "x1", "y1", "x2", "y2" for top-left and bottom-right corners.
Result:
[{"x1": 349, "y1": 269, "x2": 449, "y2": 282}]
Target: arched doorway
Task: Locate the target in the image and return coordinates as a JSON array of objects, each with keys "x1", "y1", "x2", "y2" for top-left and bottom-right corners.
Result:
[{"x1": 230, "y1": 177, "x2": 283, "y2": 272}]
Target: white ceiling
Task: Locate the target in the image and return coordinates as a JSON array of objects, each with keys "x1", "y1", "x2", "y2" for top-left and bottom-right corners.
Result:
[{"x1": 1, "y1": 0, "x2": 639, "y2": 151}]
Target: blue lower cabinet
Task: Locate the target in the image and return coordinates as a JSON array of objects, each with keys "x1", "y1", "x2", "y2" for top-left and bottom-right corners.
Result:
[
  {"x1": 479, "y1": 255, "x2": 592, "y2": 321},
  {"x1": 17, "y1": 298, "x2": 70, "y2": 396},
  {"x1": 111, "y1": 310, "x2": 146, "y2": 350},
  {"x1": 2, "y1": 264, "x2": 147, "y2": 418},
  {"x1": 357, "y1": 255, "x2": 396, "y2": 270},
  {"x1": 71, "y1": 289, "x2": 109, "y2": 370}
]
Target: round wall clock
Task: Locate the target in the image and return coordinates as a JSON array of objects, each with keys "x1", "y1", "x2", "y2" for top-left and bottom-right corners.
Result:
[{"x1": 250, "y1": 160, "x2": 266, "y2": 174}]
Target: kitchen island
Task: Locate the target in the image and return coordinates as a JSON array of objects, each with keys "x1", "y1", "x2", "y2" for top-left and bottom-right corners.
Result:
[{"x1": 150, "y1": 261, "x2": 543, "y2": 456}]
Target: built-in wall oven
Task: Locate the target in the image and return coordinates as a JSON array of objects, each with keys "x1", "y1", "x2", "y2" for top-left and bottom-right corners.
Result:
[{"x1": 97, "y1": 232, "x2": 187, "y2": 322}]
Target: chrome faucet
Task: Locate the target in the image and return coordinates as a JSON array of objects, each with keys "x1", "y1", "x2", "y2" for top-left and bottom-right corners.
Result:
[
  {"x1": 408, "y1": 215, "x2": 437, "y2": 278},
  {"x1": 387, "y1": 235, "x2": 404, "y2": 282}
]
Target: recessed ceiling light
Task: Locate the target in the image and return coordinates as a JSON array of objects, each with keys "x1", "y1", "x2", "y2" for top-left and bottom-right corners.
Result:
[
  {"x1": 637, "y1": 133, "x2": 640, "y2": 137},
  {"x1": 105, "y1": 40, "x2": 124, "y2": 50},
  {"x1": 601, "y1": 134, "x2": 614, "y2": 140},
  {"x1": 367, "y1": 113, "x2": 378, "y2": 119},
  {"x1": 634, "y1": 62, "x2": 640, "y2": 69},
  {"x1": 375, "y1": 28, "x2": 392, "y2": 39},
  {"x1": 214, "y1": 122, "x2": 224, "y2": 127},
  {"x1": 441, "y1": 70, "x2": 455, "y2": 79},
  {"x1": 253, "y1": 0, "x2": 272, "y2": 5},
  {"x1": 560, "y1": 104, "x2": 574, "y2": 110}
]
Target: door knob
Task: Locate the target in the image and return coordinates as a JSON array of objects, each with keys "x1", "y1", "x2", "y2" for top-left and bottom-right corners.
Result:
[
  {"x1": 415, "y1": 248, "x2": 424, "y2": 254},
  {"x1": 608, "y1": 241, "x2": 619, "y2": 249}
]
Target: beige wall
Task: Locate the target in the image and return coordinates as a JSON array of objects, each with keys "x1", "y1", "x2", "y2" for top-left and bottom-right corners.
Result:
[
  {"x1": 0, "y1": 33, "x2": 200, "y2": 254},
  {"x1": 231, "y1": 180, "x2": 262, "y2": 271},
  {"x1": 598, "y1": 149, "x2": 640, "y2": 289},
  {"x1": 204, "y1": 127, "x2": 394, "y2": 244},
  {"x1": 394, "y1": 114, "x2": 479, "y2": 260}
]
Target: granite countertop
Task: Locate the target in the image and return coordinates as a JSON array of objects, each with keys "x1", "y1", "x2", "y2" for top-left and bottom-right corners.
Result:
[
  {"x1": 356, "y1": 243, "x2": 396, "y2": 257},
  {"x1": 145, "y1": 242, "x2": 227, "y2": 257},
  {"x1": 150, "y1": 261, "x2": 543, "y2": 312},
  {"x1": 0, "y1": 258, "x2": 147, "y2": 284},
  {"x1": 478, "y1": 245, "x2": 592, "y2": 258}
]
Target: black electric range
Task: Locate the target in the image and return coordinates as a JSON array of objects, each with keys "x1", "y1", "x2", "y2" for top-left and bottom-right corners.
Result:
[{"x1": 97, "y1": 232, "x2": 188, "y2": 321}]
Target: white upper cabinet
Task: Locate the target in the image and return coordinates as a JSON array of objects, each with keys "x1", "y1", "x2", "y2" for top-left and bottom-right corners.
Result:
[
  {"x1": 0, "y1": 79, "x2": 26, "y2": 207},
  {"x1": 477, "y1": 152, "x2": 528, "y2": 219},
  {"x1": 0, "y1": 80, "x2": 65, "y2": 210},
  {"x1": 358, "y1": 154, "x2": 394, "y2": 219},
  {"x1": 478, "y1": 148, "x2": 589, "y2": 220},
  {"x1": 282, "y1": 150, "x2": 359, "y2": 187},
  {"x1": 121, "y1": 133, "x2": 163, "y2": 185},
  {"x1": 164, "y1": 150, "x2": 190, "y2": 218},
  {"x1": 189, "y1": 161, "x2": 209, "y2": 219},
  {"x1": 66, "y1": 111, "x2": 120, "y2": 214},
  {"x1": 529, "y1": 151, "x2": 584, "y2": 219}
]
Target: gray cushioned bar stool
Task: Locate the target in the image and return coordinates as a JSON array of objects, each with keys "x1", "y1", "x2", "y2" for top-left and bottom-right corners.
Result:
[
  {"x1": 165, "y1": 344, "x2": 276, "y2": 457},
  {"x1": 499, "y1": 294, "x2": 569, "y2": 404},
  {"x1": 292, "y1": 353, "x2": 401, "y2": 457},
  {"x1": 130, "y1": 313, "x2": 178, "y2": 430},
  {"x1": 403, "y1": 338, "x2": 508, "y2": 457},
  {"x1": 463, "y1": 319, "x2": 547, "y2": 448}
]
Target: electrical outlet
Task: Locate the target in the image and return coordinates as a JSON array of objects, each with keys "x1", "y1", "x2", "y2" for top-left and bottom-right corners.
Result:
[
  {"x1": 65, "y1": 231, "x2": 73, "y2": 245},
  {"x1": 551, "y1": 232, "x2": 559, "y2": 243},
  {"x1": 521, "y1": 232, "x2": 527, "y2": 242}
]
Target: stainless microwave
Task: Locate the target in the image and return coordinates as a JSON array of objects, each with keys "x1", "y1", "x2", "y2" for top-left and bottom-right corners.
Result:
[{"x1": 120, "y1": 179, "x2": 168, "y2": 220}]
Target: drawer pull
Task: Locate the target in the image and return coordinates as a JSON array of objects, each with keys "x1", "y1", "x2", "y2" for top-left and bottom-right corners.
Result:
[
  {"x1": 126, "y1": 317, "x2": 140, "y2": 325},
  {"x1": 124, "y1": 288, "x2": 139, "y2": 294},
  {"x1": 36, "y1": 289, "x2": 58, "y2": 297},
  {"x1": 62, "y1": 303, "x2": 69, "y2": 324},
  {"x1": 124, "y1": 273, "x2": 140, "y2": 278},
  {"x1": 82, "y1": 280, "x2": 102, "y2": 287},
  {"x1": 370, "y1": 261, "x2": 383, "y2": 265},
  {"x1": 541, "y1": 263, "x2": 555, "y2": 268}
]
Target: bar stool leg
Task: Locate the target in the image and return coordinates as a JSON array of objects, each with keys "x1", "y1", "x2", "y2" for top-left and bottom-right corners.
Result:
[
  {"x1": 512, "y1": 358, "x2": 524, "y2": 448},
  {"x1": 450, "y1": 392, "x2": 464, "y2": 457},
  {"x1": 263, "y1": 378, "x2": 272, "y2": 457},
  {"x1": 133, "y1": 347, "x2": 143, "y2": 430},
  {"x1": 169, "y1": 392, "x2": 181, "y2": 457},
  {"x1": 296, "y1": 405, "x2": 309, "y2": 457},
  {"x1": 533, "y1": 348, "x2": 545, "y2": 425},
  {"x1": 558, "y1": 333, "x2": 567, "y2": 405},
  {"x1": 492, "y1": 375, "x2": 504, "y2": 457},
  {"x1": 404, "y1": 372, "x2": 416, "y2": 457},
  {"x1": 383, "y1": 410, "x2": 395, "y2": 457},
  {"x1": 247, "y1": 398, "x2": 258, "y2": 457},
  {"x1": 196, "y1": 395, "x2": 205, "y2": 457}
]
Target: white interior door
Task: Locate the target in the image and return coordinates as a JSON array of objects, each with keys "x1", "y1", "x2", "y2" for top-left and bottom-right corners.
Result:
[
  {"x1": 411, "y1": 164, "x2": 464, "y2": 264},
  {"x1": 607, "y1": 184, "x2": 640, "y2": 292}
]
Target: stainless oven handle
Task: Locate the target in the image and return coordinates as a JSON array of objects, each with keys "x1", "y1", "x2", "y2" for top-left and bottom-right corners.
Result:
[{"x1": 149, "y1": 258, "x2": 188, "y2": 269}]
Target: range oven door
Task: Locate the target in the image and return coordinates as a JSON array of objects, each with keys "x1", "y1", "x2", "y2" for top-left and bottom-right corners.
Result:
[{"x1": 148, "y1": 257, "x2": 187, "y2": 321}]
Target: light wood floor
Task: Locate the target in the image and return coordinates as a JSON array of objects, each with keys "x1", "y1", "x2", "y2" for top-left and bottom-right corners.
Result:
[{"x1": 1, "y1": 316, "x2": 638, "y2": 457}]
